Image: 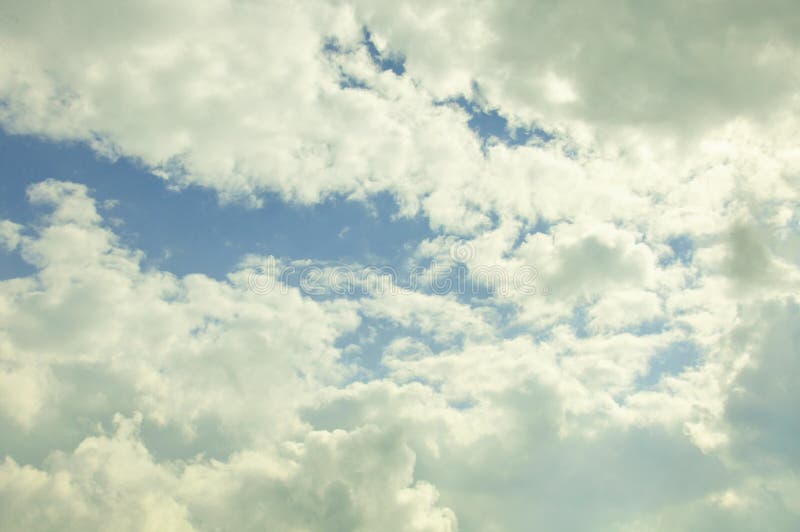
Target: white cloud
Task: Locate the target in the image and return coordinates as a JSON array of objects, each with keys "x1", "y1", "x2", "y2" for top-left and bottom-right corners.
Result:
[
  {"x1": 1, "y1": 0, "x2": 798, "y2": 259},
  {"x1": 0, "y1": 414, "x2": 456, "y2": 532},
  {"x1": 587, "y1": 289, "x2": 662, "y2": 333},
  {"x1": 1, "y1": 0, "x2": 800, "y2": 528},
  {"x1": 0, "y1": 181, "x2": 359, "y2": 444},
  {"x1": 0, "y1": 220, "x2": 24, "y2": 251},
  {"x1": 0, "y1": 168, "x2": 797, "y2": 527},
  {"x1": 355, "y1": 0, "x2": 800, "y2": 132}
]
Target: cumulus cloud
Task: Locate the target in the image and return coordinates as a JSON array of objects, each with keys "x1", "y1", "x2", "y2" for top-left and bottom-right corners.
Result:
[
  {"x1": 2, "y1": 0, "x2": 797, "y2": 240},
  {"x1": 0, "y1": 177, "x2": 798, "y2": 528},
  {"x1": 0, "y1": 181, "x2": 360, "y2": 454},
  {"x1": 0, "y1": 414, "x2": 456, "y2": 532},
  {"x1": 1, "y1": 0, "x2": 800, "y2": 529},
  {"x1": 354, "y1": 0, "x2": 800, "y2": 131}
]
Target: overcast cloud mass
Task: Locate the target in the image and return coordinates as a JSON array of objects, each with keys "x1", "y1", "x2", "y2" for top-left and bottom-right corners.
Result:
[{"x1": 1, "y1": 1, "x2": 799, "y2": 530}]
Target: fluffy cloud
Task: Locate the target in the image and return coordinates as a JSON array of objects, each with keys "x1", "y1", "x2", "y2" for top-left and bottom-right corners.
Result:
[
  {"x1": 0, "y1": 0, "x2": 487, "y2": 231},
  {"x1": 1, "y1": 0, "x2": 800, "y2": 529},
  {"x1": 2, "y1": 0, "x2": 797, "y2": 240},
  {"x1": 0, "y1": 414, "x2": 456, "y2": 532},
  {"x1": 0, "y1": 182, "x2": 463, "y2": 530},
  {"x1": 0, "y1": 180, "x2": 361, "y2": 455},
  {"x1": 0, "y1": 170, "x2": 799, "y2": 528},
  {"x1": 354, "y1": 0, "x2": 800, "y2": 132}
]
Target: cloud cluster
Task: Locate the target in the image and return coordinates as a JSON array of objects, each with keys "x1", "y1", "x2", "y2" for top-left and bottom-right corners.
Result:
[
  {"x1": 355, "y1": 0, "x2": 800, "y2": 130},
  {"x1": 1, "y1": 0, "x2": 800, "y2": 529},
  {"x1": 2, "y1": 0, "x2": 797, "y2": 237},
  {"x1": 0, "y1": 414, "x2": 455, "y2": 532},
  {"x1": 1, "y1": 177, "x2": 798, "y2": 529}
]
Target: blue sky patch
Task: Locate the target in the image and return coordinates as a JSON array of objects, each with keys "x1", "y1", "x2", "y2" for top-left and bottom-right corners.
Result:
[
  {"x1": 637, "y1": 340, "x2": 702, "y2": 388},
  {"x1": 0, "y1": 130, "x2": 432, "y2": 281}
]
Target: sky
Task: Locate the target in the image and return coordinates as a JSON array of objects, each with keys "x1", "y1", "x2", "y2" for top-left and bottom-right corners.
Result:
[{"x1": 1, "y1": 1, "x2": 799, "y2": 531}]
